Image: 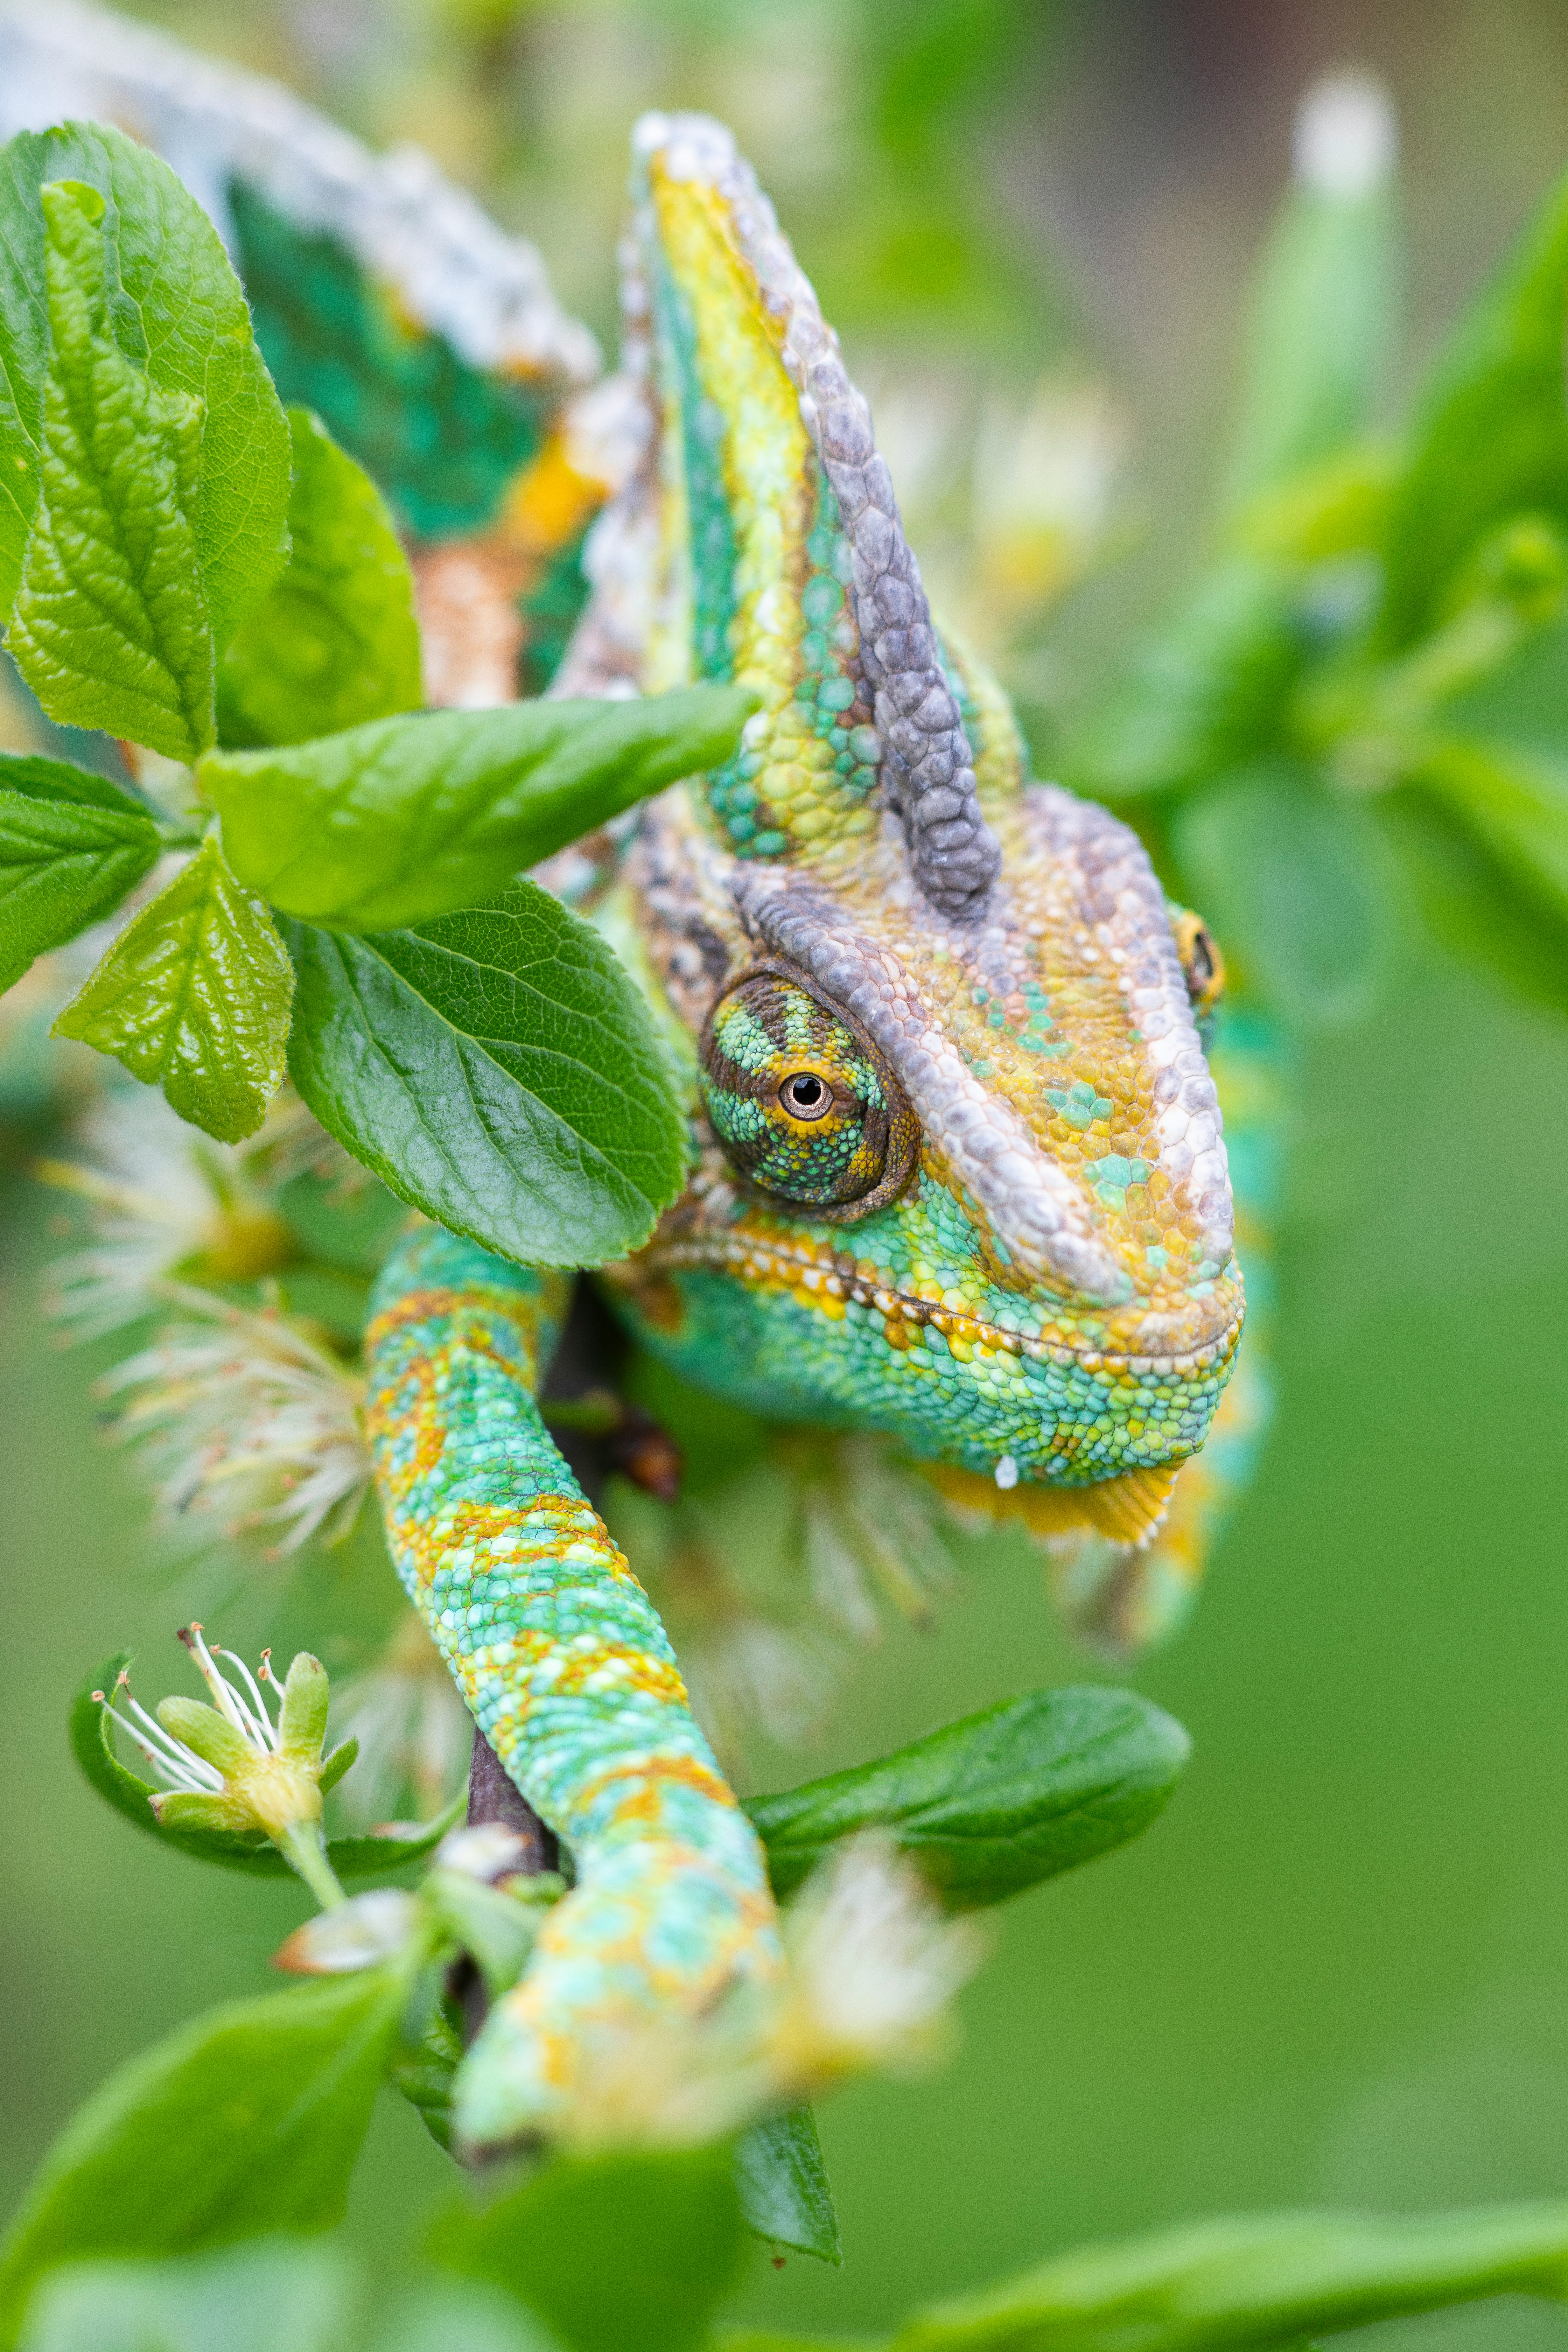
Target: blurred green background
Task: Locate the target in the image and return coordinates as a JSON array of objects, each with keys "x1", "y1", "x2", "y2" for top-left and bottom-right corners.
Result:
[{"x1": 9, "y1": 0, "x2": 1568, "y2": 2342}]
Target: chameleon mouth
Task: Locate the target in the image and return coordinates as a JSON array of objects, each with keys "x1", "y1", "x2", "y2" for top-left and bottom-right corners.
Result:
[{"x1": 623, "y1": 1231, "x2": 1244, "y2": 1379}]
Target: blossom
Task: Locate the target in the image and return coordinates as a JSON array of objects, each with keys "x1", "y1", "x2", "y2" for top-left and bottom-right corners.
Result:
[
  {"x1": 536, "y1": 1835, "x2": 987, "y2": 2152},
  {"x1": 94, "y1": 1288, "x2": 371, "y2": 1559},
  {"x1": 770, "y1": 1833, "x2": 988, "y2": 2089},
  {"x1": 793, "y1": 1435, "x2": 956, "y2": 1643},
  {"x1": 98, "y1": 1627, "x2": 354, "y2": 1909},
  {"x1": 38, "y1": 1084, "x2": 295, "y2": 1338},
  {"x1": 274, "y1": 1888, "x2": 422, "y2": 1975}
]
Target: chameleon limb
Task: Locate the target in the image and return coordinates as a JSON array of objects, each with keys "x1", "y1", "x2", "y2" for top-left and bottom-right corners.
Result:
[{"x1": 364, "y1": 1224, "x2": 784, "y2": 2150}]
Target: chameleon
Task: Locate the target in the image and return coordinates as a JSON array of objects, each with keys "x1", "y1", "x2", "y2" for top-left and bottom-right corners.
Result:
[
  {"x1": 363, "y1": 112, "x2": 1244, "y2": 2146},
  {"x1": 0, "y1": 9, "x2": 1248, "y2": 2146}
]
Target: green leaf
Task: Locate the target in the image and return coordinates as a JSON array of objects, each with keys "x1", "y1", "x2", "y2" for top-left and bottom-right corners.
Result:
[
  {"x1": 432, "y1": 2146, "x2": 743, "y2": 2352},
  {"x1": 379, "y1": 2273, "x2": 567, "y2": 2352},
  {"x1": 203, "y1": 686, "x2": 757, "y2": 933},
  {"x1": 389, "y1": 1987, "x2": 464, "y2": 2157},
  {"x1": 1381, "y1": 788, "x2": 1568, "y2": 1017},
  {"x1": 282, "y1": 884, "x2": 687, "y2": 1268},
  {"x1": 217, "y1": 407, "x2": 422, "y2": 749},
  {"x1": 743, "y1": 1686, "x2": 1189, "y2": 1910},
  {"x1": 1224, "y1": 122, "x2": 1398, "y2": 510},
  {"x1": 1412, "y1": 731, "x2": 1568, "y2": 927},
  {"x1": 1169, "y1": 760, "x2": 1398, "y2": 1032},
  {"x1": 20, "y1": 2241, "x2": 358, "y2": 2352},
  {"x1": 1380, "y1": 169, "x2": 1568, "y2": 647},
  {"x1": 733, "y1": 2105, "x2": 841, "y2": 2268},
  {"x1": 52, "y1": 836, "x2": 293, "y2": 1141},
  {"x1": 889, "y1": 2202, "x2": 1568, "y2": 2352},
  {"x1": 0, "y1": 751, "x2": 159, "y2": 990},
  {"x1": 71, "y1": 1650, "x2": 462, "y2": 1882},
  {"x1": 714, "y1": 2335, "x2": 878, "y2": 2352},
  {"x1": 8, "y1": 180, "x2": 215, "y2": 761},
  {"x1": 0, "y1": 134, "x2": 50, "y2": 617},
  {"x1": 426, "y1": 1871, "x2": 554, "y2": 2000},
  {"x1": 0, "y1": 1971, "x2": 403, "y2": 2343},
  {"x1": 1070, "y1": 562, "x2": 1303, "y2": 803},
  {"x1": 0, "y1": 122, "x2": 290, "y2": 646},
  {"x1": 1437, "y1": 608, "x2": 1568, "y2": 744},
  {"x1": 0, "y1": 748, "x2": 150, "y2": 818},
  {"x1": 1398, "y1": 610, "x2": 1568, "y2": 950}
]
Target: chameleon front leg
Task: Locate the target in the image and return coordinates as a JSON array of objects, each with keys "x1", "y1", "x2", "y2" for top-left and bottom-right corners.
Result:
[{"x1": 364, "y1": 1225, "x2": 784, "y2": 2149}]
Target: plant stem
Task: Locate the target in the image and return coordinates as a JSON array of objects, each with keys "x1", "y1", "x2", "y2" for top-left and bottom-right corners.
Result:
[{"x1": 277, "y1": 1818, "x2": 346, "y2": 1911}]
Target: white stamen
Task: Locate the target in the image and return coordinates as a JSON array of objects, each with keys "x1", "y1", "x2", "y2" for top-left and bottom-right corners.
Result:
[
  {"x1": 109, "y1": 1681, "x2": 225, "y2": 1792},
  {"x1": 92, "y1": 1290, "x2": 371, "y2": 1562},
  {"x1": 183, "y1": 1624, "x2": 248, "y2": 1735},
  {"x1": 214, "y1": 1645, "x2": 280, "y2": 1750},
  {"x1": 110, "y1": 1631, "x2": 297, "y2": 1792}
]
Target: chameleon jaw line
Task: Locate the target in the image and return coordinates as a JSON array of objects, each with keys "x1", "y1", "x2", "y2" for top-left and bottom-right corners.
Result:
[{"x1": 624, "y1": 1229, "x2": 1245, "y2": 1378}]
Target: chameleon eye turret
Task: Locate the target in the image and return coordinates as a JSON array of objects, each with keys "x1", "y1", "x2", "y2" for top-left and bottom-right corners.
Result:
[
  {"x1": 1173, "y1": 910, "x2": 1227, "y2": 1022},
  {"x1": 699, "y1": 965, "x2": 919, "y2": 1218}
]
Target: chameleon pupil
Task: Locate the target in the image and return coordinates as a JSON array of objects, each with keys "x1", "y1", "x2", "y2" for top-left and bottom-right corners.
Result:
[{"x1": 782, "y1": 1072, "x2": 828, "y2": 1118}]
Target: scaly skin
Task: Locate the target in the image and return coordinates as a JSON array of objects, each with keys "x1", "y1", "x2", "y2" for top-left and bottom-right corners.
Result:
[
  {"x1": 363, "y1": 1228, "x2": 779, "y2": 2146},
  {"x1": 365, "y1": 111, "x2": 1244, "y2": 2145}
]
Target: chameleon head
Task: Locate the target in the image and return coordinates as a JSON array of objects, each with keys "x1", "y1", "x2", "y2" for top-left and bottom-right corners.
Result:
[{"x1": 579, "y1": 113, "x2": 1244, "y2": 1536}]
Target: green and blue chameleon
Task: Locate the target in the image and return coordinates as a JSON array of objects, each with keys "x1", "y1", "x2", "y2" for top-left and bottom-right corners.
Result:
[{"x1": 360, "y1": 113, "x2": 1248, "y2": 2148}]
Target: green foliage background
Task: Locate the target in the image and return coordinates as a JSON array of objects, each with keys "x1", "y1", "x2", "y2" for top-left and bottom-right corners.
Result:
[{"x1": 9, "y1": 0, "x2": 1568, "y2": 2343}]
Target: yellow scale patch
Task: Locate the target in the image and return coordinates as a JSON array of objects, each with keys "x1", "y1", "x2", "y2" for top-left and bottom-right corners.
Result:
[{"x1": 650, "y1": 165, "x2": 875, "y2": 862}]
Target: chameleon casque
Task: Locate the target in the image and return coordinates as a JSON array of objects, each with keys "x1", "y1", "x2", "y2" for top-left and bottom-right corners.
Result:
[{"x1": 0, "y1": 14, "x2": 1246, "y2": 2150}]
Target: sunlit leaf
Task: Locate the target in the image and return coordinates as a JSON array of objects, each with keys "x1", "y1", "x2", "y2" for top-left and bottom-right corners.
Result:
[
  {"x1": 203, "y1": 686, "x2": 756, "y2": 933},
  {"x1": 51, "y1": 836, "x2": 293, "y2": 1141},
  {"x1": 0, "y1": 133, "x2": 50, "y2": 617},
  {"x1": 0, "y1": 121, "x2": 289, "y2": 643},
  {"x1": 7, "y1": 180, "x2": 214, "y2": 760},
  {"x1": 217, "y1": 407, "x2": 422, "y2": 749}
]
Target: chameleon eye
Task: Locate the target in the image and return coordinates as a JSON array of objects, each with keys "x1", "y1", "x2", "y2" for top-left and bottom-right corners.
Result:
[
  {"x1": 699, "y1": 963, "x2": 919, "y2": 1220},
  {"x1": 1172, "y1": 909, "x2": 1226, "y2": 1020}
]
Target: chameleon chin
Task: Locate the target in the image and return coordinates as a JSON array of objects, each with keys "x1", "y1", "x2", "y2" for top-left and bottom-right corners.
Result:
[{"x1": 365, "y1": 109, "x2": 1243, "y2": 2147}]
